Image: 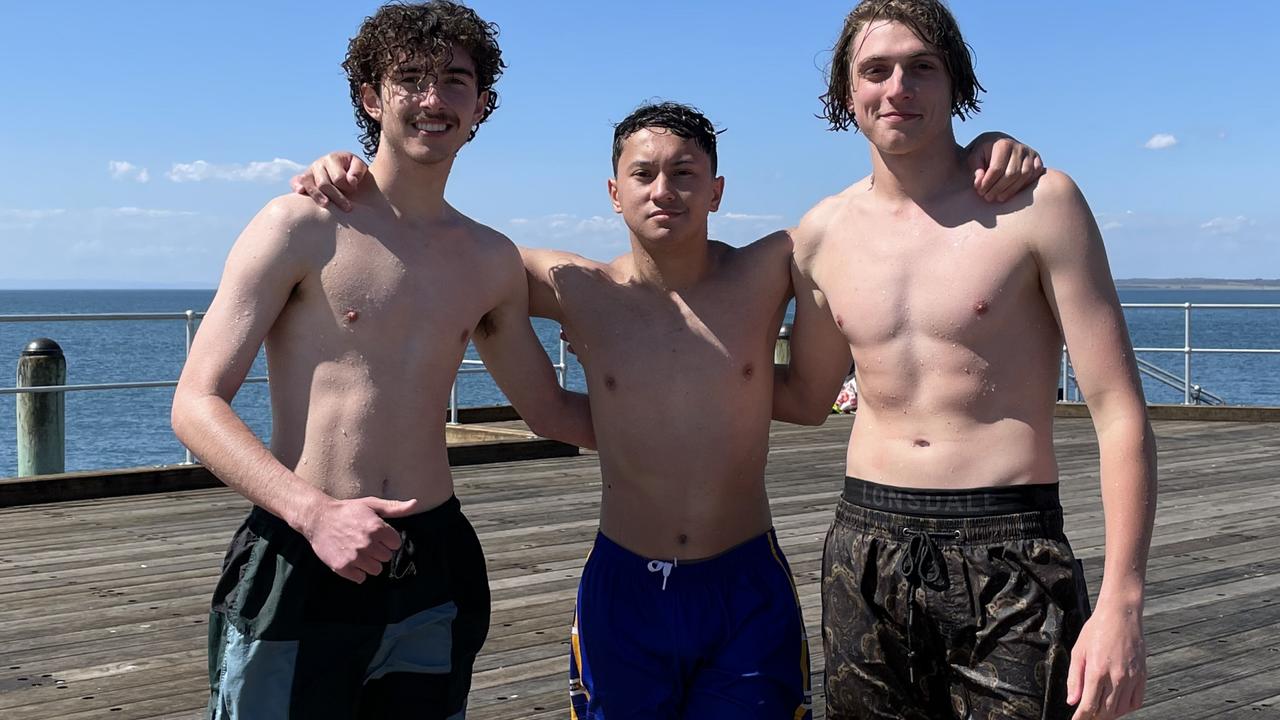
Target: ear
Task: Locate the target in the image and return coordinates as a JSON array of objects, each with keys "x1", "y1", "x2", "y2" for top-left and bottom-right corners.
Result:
[
  {"x1": 607, "y1": 177, "x2": 622, "y2": 214},
  {"x1": 709, "y1": 176, "x2": 725, "y2": 213},
  {"x1": 360, "y1": 84, "x2": 383, "y2": 122},
  {"x1": 473, "y1": 89, "x2": 489, "y2": 125}
]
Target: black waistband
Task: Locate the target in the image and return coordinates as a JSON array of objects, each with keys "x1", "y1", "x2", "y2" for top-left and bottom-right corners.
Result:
[{"x1": 843, "y1": 476, "x2": 1060, "y2": 518}]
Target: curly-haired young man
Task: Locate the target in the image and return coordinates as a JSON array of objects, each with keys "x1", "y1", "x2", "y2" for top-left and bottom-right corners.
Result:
[{"x1": 172, "y1": 3, "x2": 593, "y2": 717}]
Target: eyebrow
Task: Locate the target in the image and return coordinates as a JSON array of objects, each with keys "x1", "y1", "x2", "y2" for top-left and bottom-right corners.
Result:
[{"x1": 856, "y1": 51, "x2": 941, "y2": 68}]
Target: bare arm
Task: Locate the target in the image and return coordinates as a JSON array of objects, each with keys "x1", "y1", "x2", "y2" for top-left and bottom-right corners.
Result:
[
  {"x1": 171, "y1": 196, "x2": 413, "y2": 583},
  {"x1": 518, "y1": 246, "x2": 572, "y2": 321},
  {"x1": 172, "y1": 196, "x2": 326, "y2": 522},
  {"x1": 774, "y1": 221, "x2": 853, "y2": 425},
  {"x1": 473, "y1": 243, "x2": 595, "y2": 449},
  {"x1": 1034, "y1": 170, "x2": 1156, "y2": 718}
]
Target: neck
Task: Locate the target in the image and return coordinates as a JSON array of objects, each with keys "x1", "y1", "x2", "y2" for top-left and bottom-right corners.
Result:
[
  {"x1": 866, "y1": 127, "x2": 968, "y2": 204},
  {"x1": 367, "y1": 149, "x2": 453, "y2": 223},
  {"x1": 627, "y1": 228, "x2": 714, "y2": 291}
]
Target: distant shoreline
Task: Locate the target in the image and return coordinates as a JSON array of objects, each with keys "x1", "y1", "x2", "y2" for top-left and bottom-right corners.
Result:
[{"x1": 1115, "y1": 278, "x2": 1280, "y2": 291}]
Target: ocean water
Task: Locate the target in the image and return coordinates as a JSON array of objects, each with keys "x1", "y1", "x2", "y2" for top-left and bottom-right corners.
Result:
[{"x1": 0, "y1": 288, "x2": 1276, "y2": 476}]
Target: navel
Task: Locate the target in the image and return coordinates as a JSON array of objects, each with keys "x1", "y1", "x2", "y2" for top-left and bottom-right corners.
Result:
[
  {"x1": 913, "y1": 439, "x2": 931, "y2": 448},
  {"x1": 677, "y1": 533, "x2": 688, "y2": 545},
  {"x1": 604, "y1": 375, "x2": 617, "y2": 391},
  {"x1": 742, "y1": 363, "x2": 754, "y2": 379}
]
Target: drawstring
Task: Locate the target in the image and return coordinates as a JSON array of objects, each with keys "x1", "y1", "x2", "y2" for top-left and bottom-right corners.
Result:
[
  {"x1": 647, "y1": 558, "x2": 677, "y2": 590},
  {"x1": 388, "y1": 530, "x2": 417, "y2": 580},
  {"x1": 899, "y1": 528, "x2": 958, "y2": 684}
]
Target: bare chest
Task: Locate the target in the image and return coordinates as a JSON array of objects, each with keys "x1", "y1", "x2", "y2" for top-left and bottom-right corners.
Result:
[
  {"x1": 822, "y1": 221, "x2": 1045, "y2": 349},
  {"x1": 561, "y1": 279, "x2": 781, "y2": 394},
  {"x1": 293, "y1": 232, "x2": 495, "y2": 351}
]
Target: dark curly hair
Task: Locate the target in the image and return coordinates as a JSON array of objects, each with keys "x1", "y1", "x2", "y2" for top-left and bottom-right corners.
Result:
[
  {"x1": 343, "y1": 1, "x2": 505, "y2": 159},
  {"x1": 821, "y1": 0, "x2": 983, "y2": 132},
  {"x1": 611, "y1": 102, "x2": 724, "y2": 175}
]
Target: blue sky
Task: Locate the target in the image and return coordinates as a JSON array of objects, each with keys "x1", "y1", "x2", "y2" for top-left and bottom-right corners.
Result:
[{"x1": 1, "y1": 1, "x2": 1275, "y2": 288}]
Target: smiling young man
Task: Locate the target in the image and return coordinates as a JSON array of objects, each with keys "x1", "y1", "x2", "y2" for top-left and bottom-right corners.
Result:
[
  {"x1": 171, "y1": 3, "x2": 593, "y2": 717},
  {"x1": 773, "y1": 2, "x2": 1157, "y2": 719}
]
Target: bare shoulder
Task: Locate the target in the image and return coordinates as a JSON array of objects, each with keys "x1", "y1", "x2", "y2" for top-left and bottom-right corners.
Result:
[
  {"x1": 228, "y1": 193, "x2": 337, "y2": 269},
  {"x1": 1019, "y1": 169, "x2": 1098, "y2": 253},
  {"x1": 726, "y1": 230, "x2": 794, "y2": 269},
  {"x1": 793, "y1": 178, "x2": 870, "y2": 267}
]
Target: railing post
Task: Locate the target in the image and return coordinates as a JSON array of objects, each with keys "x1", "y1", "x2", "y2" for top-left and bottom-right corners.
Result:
[
  {"x1": 1183, "y1": 302, "x2": 1192, "y2": 405},
  {"x1": 775, "y1": 323, "x2": 792, "y2": 366},
  {"x1": 1060, "y1": 345, "x2": 1068, "y2": 401},
  {"x1": 17, "y1": 338, "x2": 66, "y2": 476},
  {"x1": 558, "y1": 335, "x2": 567, "y2": 388},
  {"x1": 183, "y1": 310, "x2": 195, "y2": 464},
  {"x1": 449, "y1": 380, "x2": 459, "y2": 424}
]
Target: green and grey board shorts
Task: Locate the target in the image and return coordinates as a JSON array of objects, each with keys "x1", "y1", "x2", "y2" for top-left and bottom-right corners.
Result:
[{"x1": 206, "y1": 496, "x2": 489, "y2": 719}]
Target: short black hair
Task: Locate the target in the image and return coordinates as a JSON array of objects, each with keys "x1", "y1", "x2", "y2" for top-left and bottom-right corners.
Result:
[
  {"x1": 344, "y1": 1, "x2": 505, "y2": 159},
  {"x1": 611, "y1": 102, "x2": 723, "y2": 174}
]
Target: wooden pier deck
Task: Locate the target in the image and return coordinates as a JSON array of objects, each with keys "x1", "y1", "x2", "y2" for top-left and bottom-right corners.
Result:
[{"x1": 2, "y1": 415, "x2": 1279, "y2": 718}]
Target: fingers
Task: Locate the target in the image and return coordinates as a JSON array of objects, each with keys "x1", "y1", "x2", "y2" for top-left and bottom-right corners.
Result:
[
  {"x1": 334, "y1": 566, "x2": 367, "y2": 584},
  {"x1": 987, "y1": 146, "x2": 1026, "y2": 201},
  {"x1": 1067, "y1": 649, "x2": 1084, "y2": 706},
  {"x1": 976, "y1": 141, "x2": 1010, "y2": 198}
]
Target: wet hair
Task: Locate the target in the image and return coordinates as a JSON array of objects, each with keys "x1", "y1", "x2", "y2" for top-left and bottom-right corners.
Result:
[
  {"x1": 343, "y1": 1, "x2": 505, "y2": 158},
  {"x1": 611, "y1": 102, "x2": 723, "y2": 175},
  {"x1": 821, "y1": 0, "x2": 984, "y2": 132}
]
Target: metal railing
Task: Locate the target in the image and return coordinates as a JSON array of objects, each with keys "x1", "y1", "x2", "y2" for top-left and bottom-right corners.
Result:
[
  {"x1": 1, "y1": 310, "x2": 569, "y2": 464},
  {"x1": 1060, "y1": 303, "x2": 1280, "y2": 405}
]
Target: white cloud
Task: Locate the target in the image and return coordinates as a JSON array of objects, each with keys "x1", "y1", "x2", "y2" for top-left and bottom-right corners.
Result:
[
  {"x1": 1102, "y1": 221, "x2": 1124, "y2": 231},
  {"x1": 1200, "y1": 215, "x2": 1252, "y2": 235},
  {"x1": 722, "y1": 212, "x2": 783, "y2": 221},
  {"x1": 1144, "y1": 133, "x2": 1178, "y2": 150},
  {"x1": 167, "y1": 158, "x2": 305, "y2": 183},
  {"x1": 108, "y1": 160, "x2": 150, "y2": 182},
  {"x1": 503, "y1": 213, "x2": 626, "y2": 258},
  {"x1": 102, "y1": 206, "x2": 199, "y2": 218}
]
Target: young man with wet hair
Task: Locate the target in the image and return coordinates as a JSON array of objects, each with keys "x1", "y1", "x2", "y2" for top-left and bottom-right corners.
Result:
[
  {"x1": 171, "y1": 2, "x2": 593, "y2": 717},
  {"x1": 775, "y1": 1, "x2": 1156, "y2": 718},
  {"x1": 291, "y1": 96, "x2": 1043, "y2": 716}
]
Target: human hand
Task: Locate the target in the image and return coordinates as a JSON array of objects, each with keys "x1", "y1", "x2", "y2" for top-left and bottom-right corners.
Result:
[
  {"x1": 289, "y1": 151, "x2": 368, "y2": 212},
  {"x1": 1067, "y1": 604, "x2": 1147, "y2": 719},
  {"x1": 301, "y1": 496, "x2": 419, "y2": 583},
  {"x1": 965, "y1": 132, "x2": 1045, "y2": 203}
]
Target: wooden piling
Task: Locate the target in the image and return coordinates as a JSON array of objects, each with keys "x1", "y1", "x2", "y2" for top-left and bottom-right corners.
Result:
[{"x1": 17, "y1": 338, "x2": 65, "y2": 476}]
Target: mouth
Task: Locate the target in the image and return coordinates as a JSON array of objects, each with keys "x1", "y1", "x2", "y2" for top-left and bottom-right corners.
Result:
[
  {"x1": 411, "y1": 117, "x2": 455, "y2": 135},
  {"x1": 880, "y1": 112, "x2": 921, "y2": 123},
  {"x1": 648, "y1": 209, "x2": 685, "y2": 220}
]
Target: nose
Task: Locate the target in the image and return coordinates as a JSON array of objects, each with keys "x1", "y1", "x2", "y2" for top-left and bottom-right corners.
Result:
[
  {"x1": 651, "y1": 172, "x2": 676, "y2": 203},
  {"x1": 885, "y1": 64, "x2": 914, "y2": 101},
  {"x1": 415, "y1": 80, "x2": 446, "y2": 107}
]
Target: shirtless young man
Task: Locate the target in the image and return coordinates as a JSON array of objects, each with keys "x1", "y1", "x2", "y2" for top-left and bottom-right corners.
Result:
[
  {"x1": 774, "y1": 2, "x2": 1157, "y2": 718},
  {"x1": 170, "y1": 3, "x2": 592, "y2": 717},
  {"x1": 292, "y1": 101, "x2": 1041, "y2": 718}
]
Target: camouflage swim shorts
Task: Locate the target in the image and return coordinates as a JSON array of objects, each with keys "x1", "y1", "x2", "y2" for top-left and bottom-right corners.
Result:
[{"x1": 821, "y1": 478, "x2": 1091, "y2": 720}]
